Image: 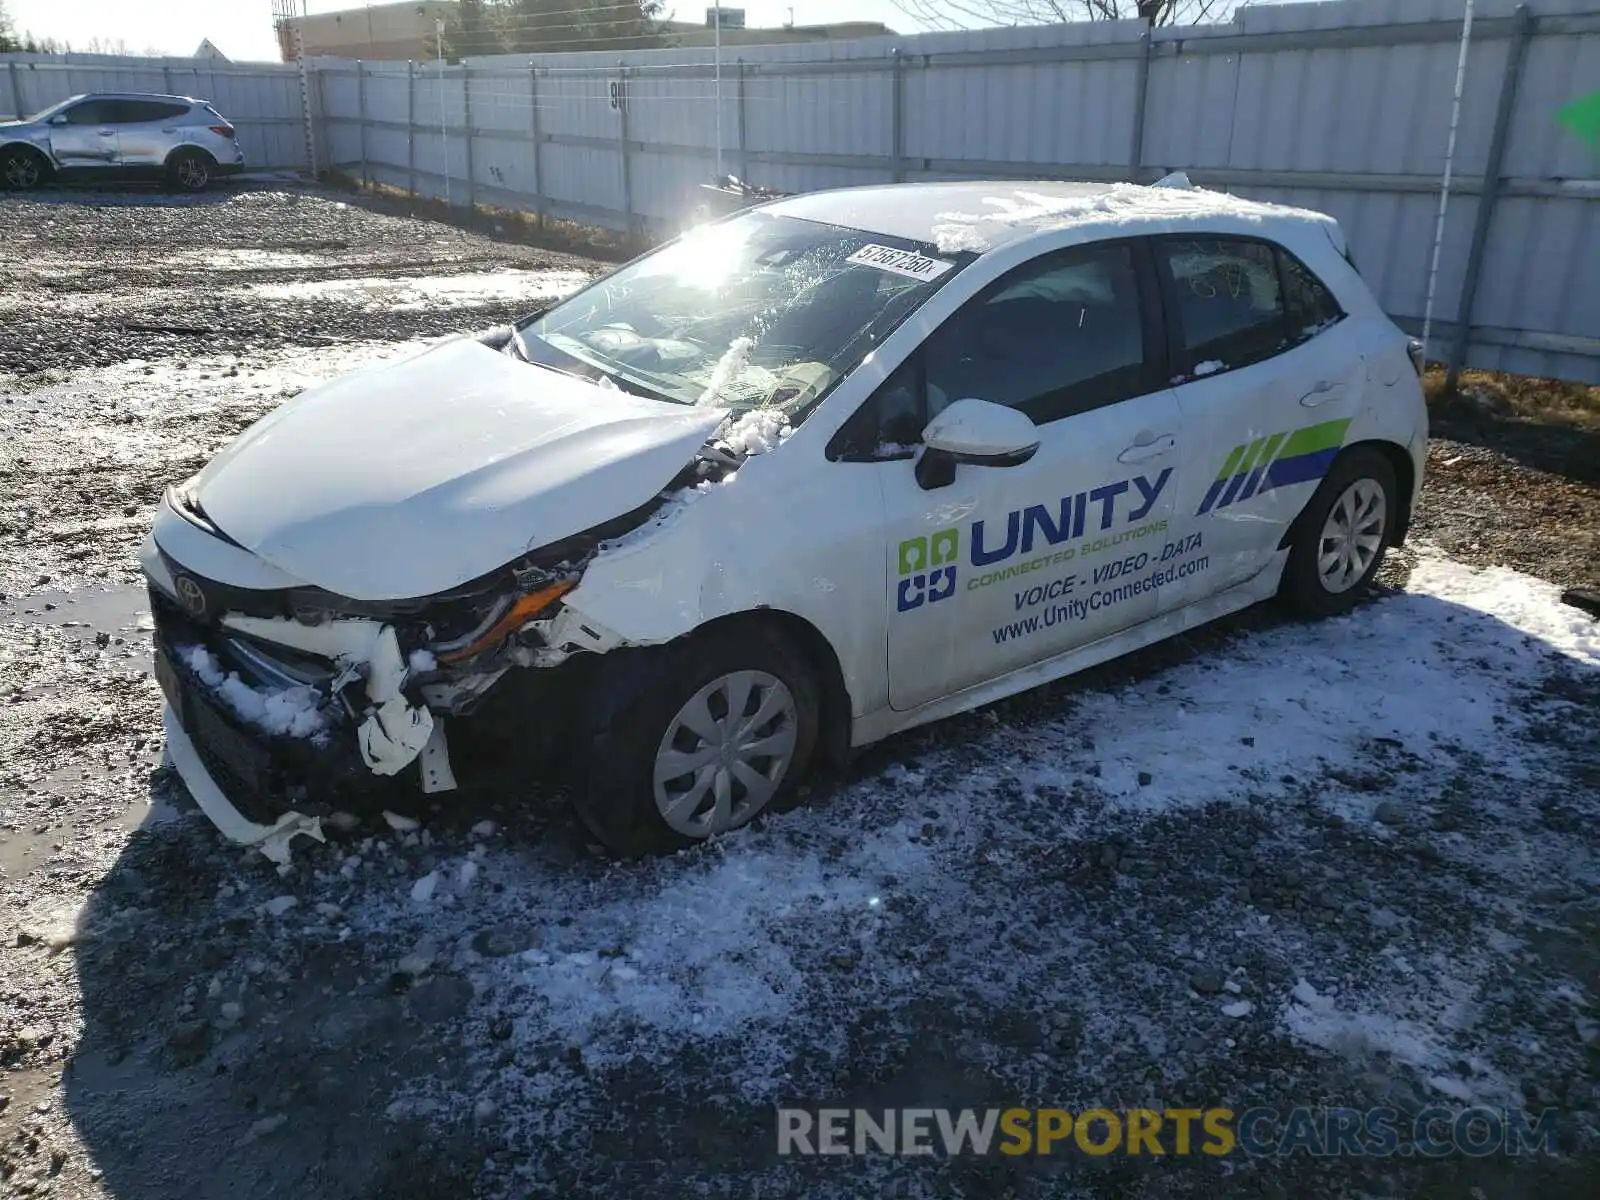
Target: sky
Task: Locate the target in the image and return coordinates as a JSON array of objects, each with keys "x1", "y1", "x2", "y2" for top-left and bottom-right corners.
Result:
[{"x1": 4, "y1": 0, "x2": 930, "y2": 62}]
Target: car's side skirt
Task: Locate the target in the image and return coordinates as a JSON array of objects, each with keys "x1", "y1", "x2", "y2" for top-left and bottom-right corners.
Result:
[{"x1": 850, "y1": 551, "x2": 1289, "y2": 749}]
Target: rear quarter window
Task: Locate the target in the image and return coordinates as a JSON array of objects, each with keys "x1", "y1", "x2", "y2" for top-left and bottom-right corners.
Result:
[{"x1": 1277, "y1": 247, "x2": 1345, "y2": 341}]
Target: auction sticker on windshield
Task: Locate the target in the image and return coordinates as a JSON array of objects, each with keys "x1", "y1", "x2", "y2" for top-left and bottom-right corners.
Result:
[{"x1": 846, "y1": 244, "x2": 954, "y2": 282}]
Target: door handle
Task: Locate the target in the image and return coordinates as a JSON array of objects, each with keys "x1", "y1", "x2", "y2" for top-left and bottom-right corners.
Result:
[
  {"x1": 1299, "y1": 381, "x2": 1344, "y2": 407},
  {"x1": 1118, "y1": 434, "x2": 1176, "y2": 463},
  {"x1": 98, "y1": 129, "x2": 115, "y2": 136}
]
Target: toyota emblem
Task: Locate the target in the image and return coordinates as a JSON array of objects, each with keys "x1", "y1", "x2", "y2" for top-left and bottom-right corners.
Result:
[{"x1": 174, "y1": 575, "x2": 207, "y2": 618}]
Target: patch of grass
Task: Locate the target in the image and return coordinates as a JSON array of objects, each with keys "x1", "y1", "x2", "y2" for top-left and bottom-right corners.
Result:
[{"x1": 1426, "y1": 367, "x2": 1600, "y2": 433}]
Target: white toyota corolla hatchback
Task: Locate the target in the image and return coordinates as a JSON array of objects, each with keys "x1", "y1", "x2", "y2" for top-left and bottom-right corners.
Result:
[{"x1": 141, "y1": 179, "x2": 1427, "y2": 860}]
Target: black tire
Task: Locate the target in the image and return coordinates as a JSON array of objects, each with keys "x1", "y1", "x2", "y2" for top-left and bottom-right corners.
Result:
[
  {"x1": 167, "y1": 149, "x2": 215, "y2": 193},
  {"x1": 1279, "y1": 446, "x2": 1397, "y2": 618},
  {"x1": 1, "y1": 146, "x2": 48, "y2": 191},
  {"x1": 573, "y1": 623, "x2": 821, "y2": 857}
]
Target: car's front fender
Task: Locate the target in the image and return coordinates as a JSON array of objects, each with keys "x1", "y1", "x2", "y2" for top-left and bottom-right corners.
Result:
[{"x1": 556, "y1": 447, "x2": 890, "y2": 720}]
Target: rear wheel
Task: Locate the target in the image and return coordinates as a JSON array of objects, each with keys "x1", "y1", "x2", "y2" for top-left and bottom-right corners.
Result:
[
  {"x1": 167, "y1": 149, "x2": 214, "y2": 193},
  {"x1": 1279, "y1": 447, "x2": 1396, "y2": 617},
  {"x1": 573, "y1": 624, "x2": 820, "y2": 857},
  {"x1": 1, "y1": 147, "x2": 47, "y2": 191}
]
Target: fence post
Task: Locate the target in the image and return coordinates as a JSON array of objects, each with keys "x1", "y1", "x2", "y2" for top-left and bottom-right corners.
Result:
[
  {"x1": 736, "y1": 59, "x2": 748, "y2": 184},
  {"x1": 462, "y1": 65, "x2": 476, "y2": 222},
  {"x1": 1129, "y1": 29, "x2": 1152, "y2": 181},
  {"x1": 1446, "y1": 3, "x2": 1533, "y2": 390},
  {"x1": 314, "y1": 68, "x2": 329, "y2": 177},
  {"x1": 529, "y1": 62, "x2": 544, "y2": 229},
  {"x1": 292, "y1": 21, "x2": 317, "y2": 177},
  {"x1": 161, "y1": 64, "x2": 172, "y2": 96},
  {"x1": 890, "y1": 48, "x2": 905, "y2": 183},
  {"x1": 618, "y1": 64, "x2": 634, "y2": 237},
  {"x1": 406, "y1": 61, "x2": 416, "y2": 203},
  {"x1": 357, "y1": 61, "x2": 368, "y2": 190},
  {"x1": 7, "y1": 62, "x2": 23, "y2": 122}
]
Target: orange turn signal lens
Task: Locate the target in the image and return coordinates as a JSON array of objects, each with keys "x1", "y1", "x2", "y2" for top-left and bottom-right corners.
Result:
[{"x1": 436, "y1": 580, "x2": 576, "y2": 665}]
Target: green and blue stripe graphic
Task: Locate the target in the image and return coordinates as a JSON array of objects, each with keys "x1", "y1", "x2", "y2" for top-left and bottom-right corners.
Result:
[{"x1": 1197, "y1": 419, "x2": 1351, "y2": 515}]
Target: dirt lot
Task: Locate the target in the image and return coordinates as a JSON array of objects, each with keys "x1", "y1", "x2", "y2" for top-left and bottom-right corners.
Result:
[{"x1": 0, "y1": 184, "x2": 1597, "y2": 1200}]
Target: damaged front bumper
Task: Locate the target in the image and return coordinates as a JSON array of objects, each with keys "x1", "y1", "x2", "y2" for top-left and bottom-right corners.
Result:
[
  {"x1": 147, "y1": 572, "x2": 600, "y2": 863},
  {"x1": 160, "y1": 705, "x2": 326, "y2": 866},
  {"x1": 150, "y1": 587, "x2": 434, "y2": 852}
]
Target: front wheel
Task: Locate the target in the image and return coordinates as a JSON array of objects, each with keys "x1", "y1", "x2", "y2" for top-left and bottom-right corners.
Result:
[
  {"x1": 1279, "y1": 447, "x2": 1396, "y2": 617},
  {"x1": 573, "y1": 625, "x2": 820, "y2": 857},
  {"x1": 167, "y1": 150, "x2": 214, "y2": 193},
  {"x1": 1, "y1": 147, "x2": 47, "y2": 191}
]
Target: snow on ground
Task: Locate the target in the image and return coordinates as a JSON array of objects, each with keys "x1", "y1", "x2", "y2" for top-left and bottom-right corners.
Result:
[
  {"x1": 167, "y1": 547, "x2": 1588, "y2": 1191},
  {"x1": 170, "y1": 249, "x2": 336, "y2": 271},
  {"x1": 249, "y1": 269, "x2": 591, "y2": 311}
]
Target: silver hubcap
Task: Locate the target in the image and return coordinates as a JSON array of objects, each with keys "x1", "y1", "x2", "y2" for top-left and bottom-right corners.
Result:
[
  {"x1": 653, "y1": 670, "x2": 798, "y2": 838},
  {"x1": 1318, "y1": 478, "x2": 1386, "y2": 594},
  {"x1": 4, "y1": 156, "x2": 39, "y2": 188},
  {"x1": 178, "y1": 158, "x2": 208, "y2": 188}
]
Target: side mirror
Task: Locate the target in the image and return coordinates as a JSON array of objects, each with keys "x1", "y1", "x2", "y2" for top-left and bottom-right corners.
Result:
[
  {"x1": 915, "y1": 398, "x2": 1040, "y2": 489},
  {"x1": 49, "y1": 115, "x2": 69, "y2": 126}
]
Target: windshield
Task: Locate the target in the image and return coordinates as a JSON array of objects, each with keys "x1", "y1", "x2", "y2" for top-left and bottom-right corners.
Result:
[{"x1": 514, "y1": 211, "x2": 969, "y2": 419}]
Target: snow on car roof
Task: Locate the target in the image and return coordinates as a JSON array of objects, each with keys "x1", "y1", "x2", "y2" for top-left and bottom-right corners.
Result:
[{"x1": 765, "y1": 179, "x2": 1339, "y2": 256}]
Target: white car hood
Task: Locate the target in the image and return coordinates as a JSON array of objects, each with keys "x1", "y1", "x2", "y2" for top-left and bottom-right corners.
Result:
[{"x1": 192, "y1": 339, "x2": 727, "y2": 600}]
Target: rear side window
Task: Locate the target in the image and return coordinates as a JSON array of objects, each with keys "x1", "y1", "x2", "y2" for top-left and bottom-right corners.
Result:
[
  {"x1": 1157, "y1": 238, "x2": 1285, "y2": 375},
  {"x1": 112, "y1": 100, "x2": 190, "y2": 123},
  {"x1": 1156, "y1": 237, "x2": 1346, "y2": 378}
]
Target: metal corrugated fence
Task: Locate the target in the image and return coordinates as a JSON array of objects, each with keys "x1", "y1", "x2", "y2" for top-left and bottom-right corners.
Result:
[
  {"x1": 2, "y1": 54, "x2": 310, "y2": 172},
  {"x1": 319, "y1": 0, "x2": 1600, "y2": 383},
  {"x1": 4, "y1": 0, "x2": 1597, "y2": 382}
]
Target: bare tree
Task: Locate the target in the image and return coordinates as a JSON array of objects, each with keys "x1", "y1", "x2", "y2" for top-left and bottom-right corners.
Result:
[
  {"x1": 0, "y1": 1, "x2": 20, "y2": 53},
  {"x1": 80, "y1": 35, "x2": 136, "y2": 55},
  {"x1": 891, "y1": 0, "x2": 1229, "y2": 31}
]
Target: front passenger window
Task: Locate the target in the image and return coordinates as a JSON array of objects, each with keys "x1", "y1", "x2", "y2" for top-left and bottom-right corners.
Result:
[
  {"x1": 63, "y1": 101, "x2": 110, "y2": 125},
  {"x1": 924, "y1": 242, "x2": 1150, "y2": 425}
]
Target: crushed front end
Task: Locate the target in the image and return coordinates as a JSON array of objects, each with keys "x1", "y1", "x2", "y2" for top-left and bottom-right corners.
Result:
[{"x1": 140, "y1": 482, "x2": 678, "y2": 863}]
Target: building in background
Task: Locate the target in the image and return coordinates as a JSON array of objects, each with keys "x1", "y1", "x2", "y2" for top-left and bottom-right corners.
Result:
[
  {"x1": 281, "y1": 2, "x2": 457, "y2": 62},
  {"x1": 278, "y1": 1, "x2": 893, "y2": 62},
  {"x1": 193, "y1": 39, "x2": 231, "y2": 62},
  {"x1": 660, "y1": 10, "x2": 895, "y2": 46}
]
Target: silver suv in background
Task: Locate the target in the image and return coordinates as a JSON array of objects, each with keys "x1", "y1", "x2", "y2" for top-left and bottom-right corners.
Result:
[{"x1": 0, "y1": 92, "x2": 245, "y2": 193}]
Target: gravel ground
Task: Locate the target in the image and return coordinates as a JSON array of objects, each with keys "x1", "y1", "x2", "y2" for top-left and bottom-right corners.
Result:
[{"x1": 1, "y1": 186, "x2": 1598, "y2": 1200}]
